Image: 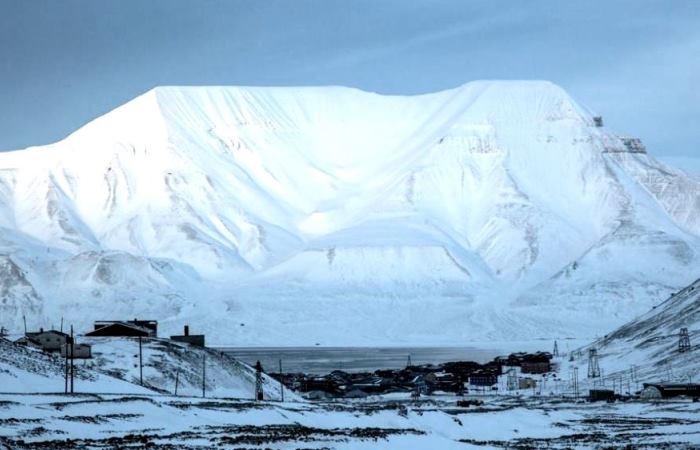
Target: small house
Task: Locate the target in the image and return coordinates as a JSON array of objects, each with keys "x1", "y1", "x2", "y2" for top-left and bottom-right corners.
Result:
[
  {"x1": 21, "y1": 329, "x2": 68, "y2": 352},
  {"x1": 61, "y1": 342, "x2": 92, "y2": 359},
  {"x1": 170, "y1": 325, "x2": 205, "y2": 347}
]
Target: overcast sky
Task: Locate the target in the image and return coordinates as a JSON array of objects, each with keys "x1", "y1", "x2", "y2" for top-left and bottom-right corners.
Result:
[{"x1": 1, "y1": 0, "x2": 698, "y2": 156}]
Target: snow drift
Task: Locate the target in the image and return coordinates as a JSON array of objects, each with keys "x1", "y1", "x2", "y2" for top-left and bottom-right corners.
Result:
[{"x1": 0, "y1": 81, "x2": 699, "y2": 344}]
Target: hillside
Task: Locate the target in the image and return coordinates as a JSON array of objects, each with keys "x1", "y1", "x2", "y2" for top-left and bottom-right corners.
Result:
[
  {"x1": 0, "y1": 81, "x2": 699, "y2": 344},
  {"x1": 0, "y1": 337, "x2": 291, "y2": 400},
  {"x1": 568, "y1": 277, "x2": 700, "y2": 388}
]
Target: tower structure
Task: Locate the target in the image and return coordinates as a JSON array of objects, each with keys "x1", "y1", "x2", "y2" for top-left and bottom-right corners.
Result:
[
  {"x1": 255, "y1": 360, "x2": 264, "y2": 401},
  {"x1": 587, "y1": 348, "x2": 600, "y2": 378},
  {"x1": 679, "y1": 328, "x2": 691, "y2": 352},
  {"x1": 406, "y1": 354, "x2": 412, "y2": 368},
  {"x1": 553, "y1": 340, "x2": 559, "y2": 357}
]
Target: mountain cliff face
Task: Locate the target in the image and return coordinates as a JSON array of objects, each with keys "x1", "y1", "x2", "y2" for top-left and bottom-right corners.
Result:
[{"x1": 0, "y1": 81, "x2": 698, "y2": 345}]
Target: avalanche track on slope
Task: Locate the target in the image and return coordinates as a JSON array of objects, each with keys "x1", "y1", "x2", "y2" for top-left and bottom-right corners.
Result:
[{"x1": 0, "y1": 80, "x2": 698, "y2": 345}]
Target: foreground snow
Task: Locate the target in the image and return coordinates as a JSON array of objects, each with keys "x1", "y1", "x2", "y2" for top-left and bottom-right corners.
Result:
[{"x1": 1, "y1": 393, "x2": 699, "y2": 449}]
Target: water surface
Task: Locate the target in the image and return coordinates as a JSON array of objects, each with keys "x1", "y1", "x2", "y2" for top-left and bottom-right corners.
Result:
[{"x1": 218, "y1": 346, "x2": 503, "y2": 374}]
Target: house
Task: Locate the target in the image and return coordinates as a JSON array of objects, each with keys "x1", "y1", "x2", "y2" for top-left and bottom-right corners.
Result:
[
  {"x1": 425, "y1": 371, "x2": 461, "y2": 392},
  {"x1": 411, "y1": 375, "x2": 430, "y2": 395},
  {"x1": 86, "y1": 319, "x2": 157, "y2": 337},
  {"x1": 170, "y1": 325, "x2": 205, "y2": 347},
  {"x1": 593, "y1": 116, "x2": 604, "y2": 127},
  {"x1": 19, "y1": 329, "x2": 68, "y2": 352},
  {"x1": 61, "y1": 343, "x2": 92, "y2": 359}
]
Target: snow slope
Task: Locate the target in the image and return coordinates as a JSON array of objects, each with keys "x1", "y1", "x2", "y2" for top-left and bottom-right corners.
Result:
[
  {"x1": 567, "y1": 277, "x2": 700, "y2": 388},
  {"x1": 0, "y1": 337, "x2": 292, "y2": 400},
  {"x1": 0, "y1": 81, "x2": 699, "y2": 344}
]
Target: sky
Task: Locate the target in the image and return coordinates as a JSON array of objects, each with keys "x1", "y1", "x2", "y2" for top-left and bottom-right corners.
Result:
[{"x1": 0, "y1": 0, "x2": 698, "y2": 157}]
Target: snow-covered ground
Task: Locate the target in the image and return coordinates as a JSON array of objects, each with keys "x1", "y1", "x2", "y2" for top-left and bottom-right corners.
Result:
[
  {"x1": 1, "y1": 393, "x2": 699, "y2": 449},
  {"x1": 3, "y1": 275, "x2": 700, "y2": 449}
]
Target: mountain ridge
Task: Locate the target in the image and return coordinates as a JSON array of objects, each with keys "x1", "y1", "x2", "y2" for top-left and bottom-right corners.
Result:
[{"x1": 0, "y1": 80, "x2": 698, "y2": 345}]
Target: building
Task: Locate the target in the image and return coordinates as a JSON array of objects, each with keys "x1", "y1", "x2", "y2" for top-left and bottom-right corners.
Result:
[
  {"x1": 170, "y1": 325, "x2": 205, "y2": 347},
  {"x1": 589, "y1": 389, "x2": 615, "y2": 402},
  {"x1": 18, "y1": 329, "x2": 68, "y2": 352},
  {"x1": 519, "y1": 377, "x2": 537, "y2": 390},
  {"x1": 642, "y1": 383, "x2": 700, "y2": 399},
  {"x1": 468, "y1": 372, "x2": 498, "y2": 387},
  {"x1": 521, "y1": 361, "x2": 551, "y2": 374},
  {"x1": 593, "y1": 116, "x2": 604, "y2": 127},
  {"x1": 61, "y1": 343, "x2": 92, "y2": 359},
  {"x1": 620, "y1": 137, "x2": 646, "y2": 154},
  {"x1": 86, "y1": 320, "x2": 157, "y2": 337}
]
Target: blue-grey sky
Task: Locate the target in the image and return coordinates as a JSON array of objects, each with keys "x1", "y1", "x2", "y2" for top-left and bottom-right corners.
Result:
[{"x1": 1, "y1": 0, "x2": 698, "y2": 156}]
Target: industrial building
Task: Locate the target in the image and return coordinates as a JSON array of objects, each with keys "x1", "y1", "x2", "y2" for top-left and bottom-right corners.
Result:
[{"x1": 170, "y1": 325, "x2": 205, "y2": 347}]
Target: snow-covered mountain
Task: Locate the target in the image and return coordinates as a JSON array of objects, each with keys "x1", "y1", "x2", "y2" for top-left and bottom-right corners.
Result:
[{"x1": 1, "y1": 81, "x2": 698, "y2": 345}]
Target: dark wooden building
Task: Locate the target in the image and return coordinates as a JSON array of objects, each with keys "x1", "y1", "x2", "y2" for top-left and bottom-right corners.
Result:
[
  {"x1": 86, "y1": 320, "x2": 157, "y2": 337},
  {"x1": 589, "y1": 389, "x2": 615, "y2": 402},
  {"x1": 521, "y1": 361, "x2": 551, "y2": 374}
]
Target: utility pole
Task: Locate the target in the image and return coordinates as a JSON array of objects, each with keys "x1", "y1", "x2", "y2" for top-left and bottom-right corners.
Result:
[
  {"x1": 139, "y1": 336, "x2": 145, "y2": 384},
  {"x1": 255, "y1": 360, "x2": 263, "y2": 401},
  {"x1": 23, "y1": 315, "x2": 27, "y2": 335},
  {"x1": 64, "y1": 339, "x2": 69, "y2": 394},
  {"x1": 70, "y1": 325, "x2": 74, "y2": 394},
  {"x1": 553, "y1": 340, "x2": 559, "y2": 357},
  {"x1": 279, "y1": 359, "x2": 284, "y2": 402},
  {"x1": 572, "y1": 367, "x2": 579, "y2": 399},
  {"x1": 679, "y1": 328, "x2": 691, "y2": 352},
  {"x1": 60, "y1": 317, "x2": 63, "y2": 333},
  {"x1": 202, "y1": 354, "x2": 206, "y2": 398},
  {"x1": 174, "y1": 369, "x2": 179, "y2": 396}
]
